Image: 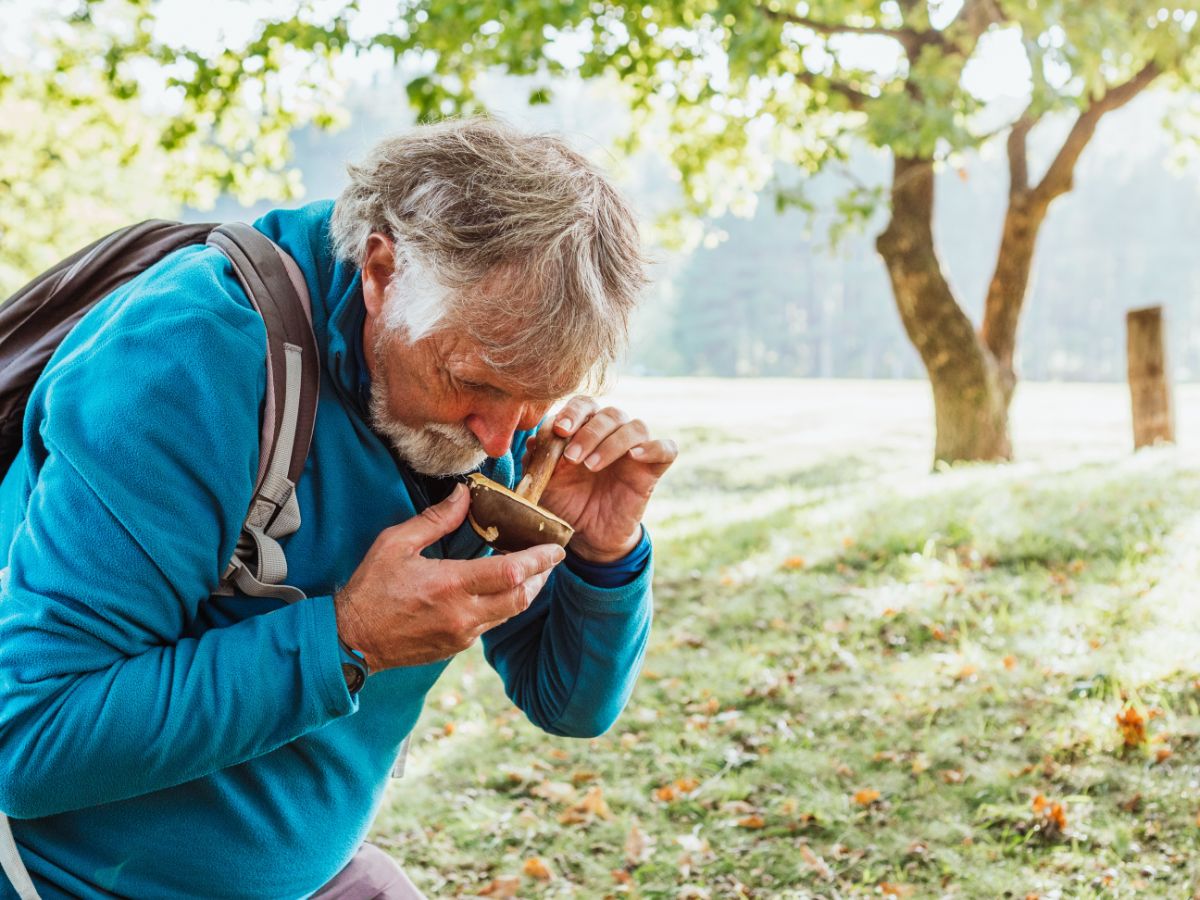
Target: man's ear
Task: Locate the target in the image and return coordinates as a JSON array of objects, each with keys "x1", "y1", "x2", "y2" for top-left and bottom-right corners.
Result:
[{"x1": 361, "y1": 233, "x2": 396, "y2": 320}]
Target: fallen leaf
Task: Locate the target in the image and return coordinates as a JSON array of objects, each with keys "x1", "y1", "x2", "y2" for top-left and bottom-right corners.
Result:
[
  {"x1": 611, "y1": 869, "x2": 632, "y2": 885},
  {"x1": 443, "y1": 722, "x2": 456, "y2": 736},
  {"x1": 522, "y1": 857, "x2": 553, "y2": 881},
  {"x1": 559, "y1": 785, "x2": 613, "y2": 824},
  {"x1": 476, "y1": 875, "x2": 520, "y2": 897},
  {"x1": 799, "y1": 844, "x2": 832, "y2": 881},
  {"x1": 853, "y1": 789, "x2": 881, "y2": 806},
  {"x1": 736, "y1": 814, "x2": 765, "y2": 829},
  {"x1": 1003, "y1": 655, "x2": 1017, "y2": 670},
  {"x1": 1117, "y1": 706, "x2": 1147, "y2": 747},
  {"x1": 880, "y1": 883, "x2": 915, "y2": 897},
  {"x1": 782, "y1": 556, "x2": 806, "y2": 570},
  {"x1": 955, "y1": 664, "x2": 977, "y2": 681},
  {"x1": 531, "y1": 781, "x2": 577, "y2": 804},
  {"x1": 624, "y1": 818, "x2": 653, "y2": 867},
  {"x1": 940, "y1": 769, "x2": 965, "y2": 784},
  {"x1": 1155, "y1": 747, "x2": 1173, "y2": 764},
  {"x1": 571, "y1": 770, "x2": 599, "y2": 786}
]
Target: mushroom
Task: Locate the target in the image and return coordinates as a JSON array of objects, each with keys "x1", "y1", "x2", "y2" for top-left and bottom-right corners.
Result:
[{"x1": 467, "y1": 424, "x2": 574, "y2": 553}]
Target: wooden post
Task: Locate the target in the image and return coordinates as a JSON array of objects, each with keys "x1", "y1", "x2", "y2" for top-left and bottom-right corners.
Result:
[{"x1": 1126, "y1": 305, "x2": 1174, "y2": 449}]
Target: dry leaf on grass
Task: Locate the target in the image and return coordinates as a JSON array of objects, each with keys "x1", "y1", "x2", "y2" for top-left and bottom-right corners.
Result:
[
  {"x1": 853, "y1": 788, "x2": 881, "y2": 806},
  {"x1": 476, "y1": 876, "x2": 520, "y2": 897},
  {"x1": 624, "y1": 818, "x2": 653, "y2": 867},
  {"x1": 522, "y1": 857, "x2": 554, "y2": 881},
  {"x1": 1031, "y1": 794, "x2": 1068, "y2": 834},
  {"x1": 1117, "y1": 706, "x2": 1147, "y2": 747},
  {"x1": 782, "y1": 556, "x2": 806, "y2": 570},
  {"x1": 736, "y1": 814, "x2": 766, "y2": 829},
  {"x1": 530, "y1": 780, "x2": 577, "y2": 804},
  {"x1": 880, "y1": 883, "x2": 915, "y2": 897},
  {"x1": 799, "y1": 844, "x2": 832, "y2": 881},
  {"x1": 558, "y1": 785, "x2": 613, "y2": 825}
]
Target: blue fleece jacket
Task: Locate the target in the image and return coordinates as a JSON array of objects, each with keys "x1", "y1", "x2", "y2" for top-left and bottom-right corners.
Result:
[{"x1": 0, "y1": 202, "x2": 653, "y2": 899}]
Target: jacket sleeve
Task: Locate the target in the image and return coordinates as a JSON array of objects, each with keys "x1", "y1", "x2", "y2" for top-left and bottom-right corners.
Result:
[
  {"x1": 481, "y1": 560, "x2": 653, "y2": 739},
  {"x1": 0, "y1": 272, "x2": 352, "y2": 820}
]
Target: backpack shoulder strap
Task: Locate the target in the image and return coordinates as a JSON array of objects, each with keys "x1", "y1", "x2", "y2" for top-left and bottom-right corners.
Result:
[{"x1": 206, "y1": 224, "x2": 320, "y2": 603}]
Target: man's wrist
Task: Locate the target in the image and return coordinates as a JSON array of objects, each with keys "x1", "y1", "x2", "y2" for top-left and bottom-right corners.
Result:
[
  {"x1": 565, "y1": 526, "x2": 650, "y2": 589},
  {"x1": 567, "y1": 526, "x2": 643, "y2": 564}
]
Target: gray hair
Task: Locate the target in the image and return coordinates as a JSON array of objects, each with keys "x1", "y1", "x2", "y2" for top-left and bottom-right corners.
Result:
[{"x1": 330, "y1": 117, "x2": 647, "y2": 395}]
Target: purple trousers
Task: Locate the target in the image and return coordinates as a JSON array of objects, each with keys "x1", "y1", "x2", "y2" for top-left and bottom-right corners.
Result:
[{"x1": 312, "y1": 844, "x2": 426, "y2": 900}]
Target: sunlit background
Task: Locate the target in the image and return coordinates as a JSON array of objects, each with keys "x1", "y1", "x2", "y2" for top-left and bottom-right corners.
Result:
[{"x1": 8, "y1": 1, "x2": 1200, "y2": 896}]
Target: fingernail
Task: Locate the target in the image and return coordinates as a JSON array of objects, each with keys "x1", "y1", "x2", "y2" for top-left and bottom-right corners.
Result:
[
  {"x1": 564, "y1": 445, "x2": 582, "y2": 462},
  {"x1": 551, "y1": 547, "x2": 566, "y2": 563},
  {"x1": 557, "y1": 418, "x2": 572, "y2": 432},
  {"x1": 630, "y1": 447, "x2": 645, "y2": 458},
  {"x1": 584, "y1": 453, "x2": 600, "y2": 470},
  {"x1": 451, "y1": 482, "x2": 465, "y2": 499}
]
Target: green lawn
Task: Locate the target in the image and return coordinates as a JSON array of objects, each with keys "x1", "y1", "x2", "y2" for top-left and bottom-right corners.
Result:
[{"x1": 372, "y1": 379, "x2": 1200, "y2": 898}]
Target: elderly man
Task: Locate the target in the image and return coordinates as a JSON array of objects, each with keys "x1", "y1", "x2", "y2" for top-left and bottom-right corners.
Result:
[{"x1": 0, "y1": 119, "x2": 674, "y2": 898}]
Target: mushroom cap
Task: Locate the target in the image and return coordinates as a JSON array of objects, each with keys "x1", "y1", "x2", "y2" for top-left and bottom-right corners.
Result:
[{"x1": 466, "y1": 473, "x2": 574, "y2": 553}]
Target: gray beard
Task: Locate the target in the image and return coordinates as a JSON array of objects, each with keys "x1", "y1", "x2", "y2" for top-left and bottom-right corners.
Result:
[{"x1": 367, "y1": 333, "x2": 488, "y2": 477}]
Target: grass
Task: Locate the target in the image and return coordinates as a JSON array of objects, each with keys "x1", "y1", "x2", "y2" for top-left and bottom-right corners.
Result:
[{"x1": 371, "y1": 379, "x2": 1200, "y2": 898}]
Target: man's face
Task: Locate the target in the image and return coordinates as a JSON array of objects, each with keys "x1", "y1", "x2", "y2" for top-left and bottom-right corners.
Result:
[{"x1": 366, "y1": 321, "x2": 557, "y2": 477}]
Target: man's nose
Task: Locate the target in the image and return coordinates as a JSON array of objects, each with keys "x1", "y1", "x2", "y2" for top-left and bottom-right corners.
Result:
[{"x1": 466, "y1": 402, "x2": 550, "y2": 458}]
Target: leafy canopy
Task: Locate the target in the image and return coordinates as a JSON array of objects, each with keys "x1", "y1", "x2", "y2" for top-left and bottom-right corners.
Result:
[{"x1": 5, "y1": 1, "x2": 1199, "y2": 289}]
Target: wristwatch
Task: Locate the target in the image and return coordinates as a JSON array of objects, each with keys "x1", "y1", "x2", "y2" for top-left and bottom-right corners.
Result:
[{"x1": 338, "y1": 638, "x2": 369, "y2": 695}]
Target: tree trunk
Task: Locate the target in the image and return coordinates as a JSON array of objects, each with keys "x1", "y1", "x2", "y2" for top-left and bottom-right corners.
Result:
[
  {"x1": 876, "y1": 156, "x2": 1012, "y2": 465},
  {"x1": 1126, "y1": 306, "x2": 1174, "y2": 448},
  {"x1": 979, "y1": 192, "x2": 1045, "y2": 406}
]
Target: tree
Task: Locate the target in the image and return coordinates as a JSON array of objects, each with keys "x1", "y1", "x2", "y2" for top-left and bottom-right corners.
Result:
[
  {"x1": 361, "y1": 0, "x2": 1198, "y2": 463},
  {"x1": 0, "y1": 1, "x2": 346, "y2": 292},
  {"x1": 9, "y1": 2, "x2": 1200, "y2": 463}
]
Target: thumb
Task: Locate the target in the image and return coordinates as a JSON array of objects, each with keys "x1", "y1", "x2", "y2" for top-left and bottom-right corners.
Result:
[{"x1": 395, "y1": 482, "x2": 470, "y2": 552}]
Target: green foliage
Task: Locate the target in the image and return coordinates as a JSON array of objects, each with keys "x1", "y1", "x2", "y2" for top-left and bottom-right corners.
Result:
[{"x1": 4, "y1": 1, "x2": 1200, "y2": 296}]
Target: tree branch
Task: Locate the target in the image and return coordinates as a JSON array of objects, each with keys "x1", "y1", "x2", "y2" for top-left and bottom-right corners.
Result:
[
  {"x1": 1032, "y1": 61, "x2": 1161, "y2": 208},
  {"x1": 787, "y1": 66, "x2": 874, "y2": 110},
  {"x1": 762, "y1": 6, "x2": 921, "y2": 53},
  {"x1": 1006, "y1": 109, "x2": 1039, "y2": 196}
]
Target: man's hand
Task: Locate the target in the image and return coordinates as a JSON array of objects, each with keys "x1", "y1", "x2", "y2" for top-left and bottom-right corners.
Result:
[
  {"x1": 529, "y1": 398, "x2": 678, "y2": 564},
  {"x1": 334, "y1": 483, "x2": 565, "y2": 672}
]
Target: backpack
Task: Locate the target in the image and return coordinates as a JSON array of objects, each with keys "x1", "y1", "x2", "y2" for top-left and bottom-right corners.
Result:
[{"x1": 0, "y1": 220, "x2": 323, "y2": 898}]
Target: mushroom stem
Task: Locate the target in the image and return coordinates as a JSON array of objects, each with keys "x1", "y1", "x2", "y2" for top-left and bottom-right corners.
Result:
[{"x1": 515, "y1": 428, "x2": 568, "y2": 503}]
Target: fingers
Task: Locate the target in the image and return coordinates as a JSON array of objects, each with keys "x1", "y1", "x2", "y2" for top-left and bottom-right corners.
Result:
[
  {"x1": 474, "y1": 568, "x2": 554, "y2": 633},
  {"x1": 551, "y1": 396, "x2": 600, "y2": 438},
  {"x1": 454, "y1": 542, "x2": 565, "y2": 596},
  {"x1": 391, "y1": 482, "x2": 470, "y2": 552},
  {"x1": 630, "y1": 437, "x2": 679, "y2": 469},
  {"x1": 563, "y1": 407, "x2": 643, "y2": 470}
]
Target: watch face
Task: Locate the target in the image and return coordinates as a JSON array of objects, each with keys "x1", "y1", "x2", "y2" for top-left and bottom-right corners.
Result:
[{"x1": 342, "y1": 661, "x2": 366, "y2": 694}]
